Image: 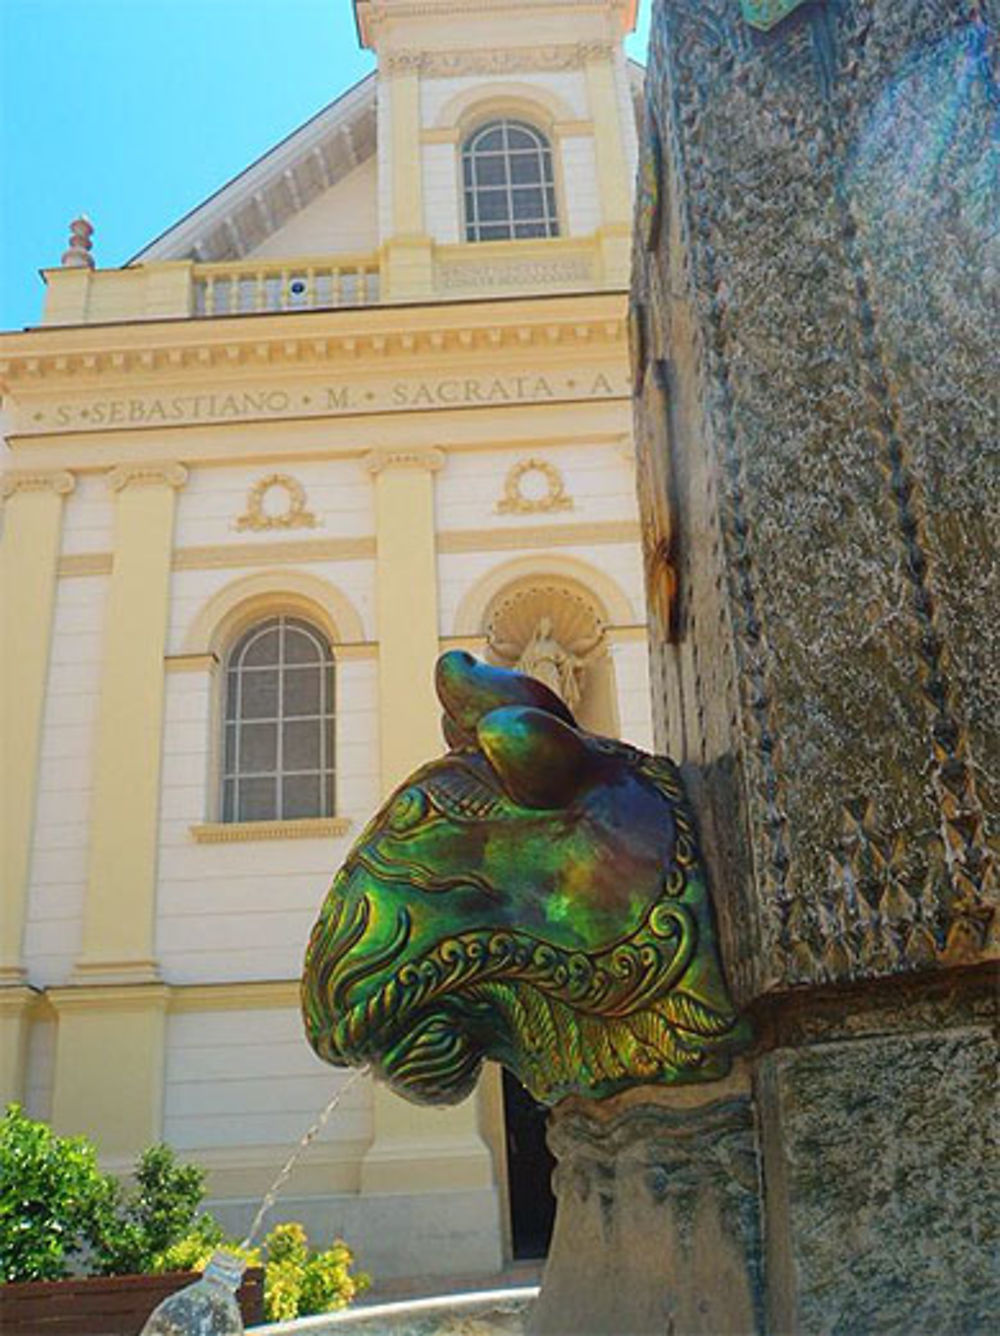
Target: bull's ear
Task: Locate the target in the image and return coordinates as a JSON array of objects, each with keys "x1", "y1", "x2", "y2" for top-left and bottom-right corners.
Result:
[
  {"x1": 437, "y1": 650, "x2": 576, "y2": 735},
  {"x1": 477, "y1": 706, "x2": 598, "y2": 809}
]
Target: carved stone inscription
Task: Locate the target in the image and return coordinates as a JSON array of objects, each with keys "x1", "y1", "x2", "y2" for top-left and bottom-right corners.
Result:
[{"x1": 23, "y1": 370, "x2": 623, "y2": 434}]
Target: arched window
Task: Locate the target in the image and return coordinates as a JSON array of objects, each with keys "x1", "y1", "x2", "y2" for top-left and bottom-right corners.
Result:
[
  {"x1": 462, "y1": 119, "x2": 559, "y2": 242},
  {"x1": 222, "y1": 615, "x2": 335, "y2": 823}
]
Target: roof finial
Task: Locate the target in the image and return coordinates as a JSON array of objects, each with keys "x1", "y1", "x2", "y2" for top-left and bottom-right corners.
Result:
[{"x1": 61, "y1": 215, "x2": 94, "y2": 269}]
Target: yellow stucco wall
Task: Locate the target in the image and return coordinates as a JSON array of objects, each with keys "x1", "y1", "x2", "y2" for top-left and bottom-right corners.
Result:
[{"x1": 0, "y1": 0, "x2": 646, "y2": 1278}]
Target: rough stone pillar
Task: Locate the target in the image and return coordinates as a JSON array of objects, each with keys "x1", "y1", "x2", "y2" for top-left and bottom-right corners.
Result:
[{"x1": 630, "y1": 1, "x2": 999, "y2": 1330}]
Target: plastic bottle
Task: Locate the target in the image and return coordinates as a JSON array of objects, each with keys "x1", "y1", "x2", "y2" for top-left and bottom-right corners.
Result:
[{"x1": 138, "y1": 1250, "x2": 246, "y2": 1336}]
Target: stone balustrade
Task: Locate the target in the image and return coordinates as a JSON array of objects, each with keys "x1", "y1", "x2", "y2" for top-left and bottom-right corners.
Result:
[{"x1": 38, "y1": 234, "x2": 621, "y2": 326}]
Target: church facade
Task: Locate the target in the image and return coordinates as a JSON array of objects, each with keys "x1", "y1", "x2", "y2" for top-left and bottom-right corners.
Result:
[{"x1": 0, "y1": 0, "x2": 649, "y2": 1277}]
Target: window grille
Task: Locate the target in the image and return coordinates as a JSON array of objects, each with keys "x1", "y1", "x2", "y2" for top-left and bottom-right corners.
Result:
[
  {"x1": 462, "y1": 119, "x2": 559, "y2": 242},
  {"x1": 221, "y1": 615, "x2": 335, "y2": 822}
]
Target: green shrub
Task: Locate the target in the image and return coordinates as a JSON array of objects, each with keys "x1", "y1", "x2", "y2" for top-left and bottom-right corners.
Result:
[
  {"x1": 154, "y1": 1220, "x2": 369, "y2": 1320},
  {"x1": 150, "y1": 1214, "x2": 229, "y2": 1275},
  {"x1": 0, "y1": 1106, "x2": 370, "y2": 1317},
  {"x1": 0, "y1": 1109, "x2": 218, "y2": 1282},
  {"x1": 0, "y1": 1104, "x2": 108, "y2": 1281},
  {"x1": 87, "y1": 1143, "x2": 210, "y2": 1276}
]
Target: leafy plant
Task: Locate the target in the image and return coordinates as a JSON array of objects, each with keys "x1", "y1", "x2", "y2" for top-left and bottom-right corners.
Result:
[
  {"x1": 0, "y1": 1104, "x2": 108, "y2": 1281},
  {"x1": 154, "y1": 1221, "x2": 369, "y2": 1320},
  {"x1": 0, "y1": 1107, "x2": 370, "y2": 1318},
  {"x1": 87, "y1": 1144, "x2": 213, "y2": 1276}
]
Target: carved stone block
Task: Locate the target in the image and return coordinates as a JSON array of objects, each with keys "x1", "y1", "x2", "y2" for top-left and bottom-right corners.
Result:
[{"x1": 530, "y1": 1081, "x2": 765, "y2": 1335}]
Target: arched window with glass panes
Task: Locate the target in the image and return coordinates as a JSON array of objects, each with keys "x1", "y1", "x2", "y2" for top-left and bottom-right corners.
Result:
[
  {"x1": 462, "y1": 119, "x2": 559, "y2": 242},
  {"x1": 221, "y1": 615, "x2": 335, "y2": 823}
]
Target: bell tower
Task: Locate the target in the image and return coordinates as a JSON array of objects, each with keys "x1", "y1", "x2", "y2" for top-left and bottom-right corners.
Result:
[{"x1": 356, "y1": 0, "x2": 640, "y2": 297}]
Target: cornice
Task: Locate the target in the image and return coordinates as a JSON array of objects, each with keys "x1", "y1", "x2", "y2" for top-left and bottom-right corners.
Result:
[
  {"x1": 357, "y1": 0, "x2": 635, "y2": 40},
  {"x1": 0, "y1": 469, "x2": 75, "y2": 499},
  {"x1": 382, "y1": 41, "x2": 615, "y2": 76},
  {"x1": 0, "y1": 296, "x2": 627, "y2": 386}
]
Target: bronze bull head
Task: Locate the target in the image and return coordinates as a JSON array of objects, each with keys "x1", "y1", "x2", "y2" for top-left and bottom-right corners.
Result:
[{"x1": 302, "y1": 652, "x2": 748, "y2": 1106}]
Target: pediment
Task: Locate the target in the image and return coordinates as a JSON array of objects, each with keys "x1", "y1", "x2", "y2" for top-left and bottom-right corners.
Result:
[{"x1": 131, "y1": 73, "x2": 376, "y2": 265}]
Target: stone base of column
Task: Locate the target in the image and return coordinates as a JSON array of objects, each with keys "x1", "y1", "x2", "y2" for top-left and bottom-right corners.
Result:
[
  {"x1": 359, "y1": 1084, "x2": 497, "y2": 1195},
  {"x1": 530, "y1": 1070, "x2": 764, "y2": 1336},
  {"x1": 48, "y1": 983, "x2": 169, "y2": 1158},
  {"x1": 0, "y1": 984, "x2": 40, "y2": 1107}
]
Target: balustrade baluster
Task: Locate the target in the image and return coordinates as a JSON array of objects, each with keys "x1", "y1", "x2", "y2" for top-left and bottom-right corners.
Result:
[{"x1": 192, "y1": 253, "x2": 378, "y2": 317}]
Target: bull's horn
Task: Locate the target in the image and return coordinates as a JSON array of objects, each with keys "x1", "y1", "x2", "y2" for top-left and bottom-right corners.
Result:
[
  {"x1": 436, "y1": 650, "x2": 575, "y2": 748},
  {"x1": 477, "y1": 705, "x2": 598, "y2": 808}
]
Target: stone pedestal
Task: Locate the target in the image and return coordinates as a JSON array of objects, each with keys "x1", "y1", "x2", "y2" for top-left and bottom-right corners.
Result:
[
  {"x1": 530, "y1": 1076, "x2": 764, "y2": 1336},
  {"x1": 532, "y1": 968, "x2": 996, "y2": 1335}
]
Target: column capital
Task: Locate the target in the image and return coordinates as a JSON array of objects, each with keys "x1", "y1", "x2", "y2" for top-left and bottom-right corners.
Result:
[
  {"x1": 1, "y1": 469, "x2": 75, "y2": 500},
  {"x1": 363, "y1": 446, "x2": 445, "y2": 477},
  {"x1": 580, "y1": 40, "x2": 616, "y2": 63},
  {"x1": 106, "y1": 461, "x2": 188, "y2": 492}
]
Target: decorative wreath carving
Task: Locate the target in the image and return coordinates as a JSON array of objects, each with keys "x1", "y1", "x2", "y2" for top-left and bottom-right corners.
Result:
[
  {"x1": 235, "y1": 474, "x2": 318, "y2": 532},
  {"x1": 496, "y1": 458, "x2": 574, "y2": 515}
]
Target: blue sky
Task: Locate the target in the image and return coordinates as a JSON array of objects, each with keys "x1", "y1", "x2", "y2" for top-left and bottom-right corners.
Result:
[{"x1": 0, "y1": 0, "x2": 650, "y2": 332}]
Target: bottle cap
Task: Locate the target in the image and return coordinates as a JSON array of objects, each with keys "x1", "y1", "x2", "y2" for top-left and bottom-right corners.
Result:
[{"x1": 203, "y1": 1250, "x2": 246, "y2": 1291}]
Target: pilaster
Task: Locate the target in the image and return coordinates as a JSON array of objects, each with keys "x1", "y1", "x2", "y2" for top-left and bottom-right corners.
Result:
[
  {"x1": 583, "y1": 47, "x2": 633, "y2": 229},
  {"x1": 365, "y1": 446, "x2": 445, "y2": 792},
  {"x1": 381, "y1": 236, "x2": 435, "y2": 302},
  {"x1": 0, "y1": 469, "x2": 75, "y2": 986},
  {"x1": 361, "y1": 444, "x2": 497, "y2": 1208},
  {"x1": 388, "y1": 63, "x2": 423, "y2": 237},
  {"x1": 381, "y1": 57, "x2": 434, "y2": 300},
  {"x1": 75, "y1": 461, "x2": 187, "y2": 982}
]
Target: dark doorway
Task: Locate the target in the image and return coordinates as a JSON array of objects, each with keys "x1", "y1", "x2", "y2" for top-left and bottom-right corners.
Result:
[{"x1": 502, "y1": 1069, "x2": 557, "y2": 1259}]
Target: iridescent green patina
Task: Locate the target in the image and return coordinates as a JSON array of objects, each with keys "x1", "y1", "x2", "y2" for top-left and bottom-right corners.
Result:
[
  {"x1": 740, "y1": 0, "x2": 810, "y2": 32},
  {"x1": 302, "y1": 653, "x2": 749, "y2": 1106}
]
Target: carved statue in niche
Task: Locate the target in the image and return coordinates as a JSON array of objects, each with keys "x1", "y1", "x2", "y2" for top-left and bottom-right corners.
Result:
[
  {"x1": 302, "y1": 652, "x2": 749, "y2": 1107},
  {"x1": 491, "y1": 615, "x2": 599, "y2": 711},
  {"x1": 485, "y1": 584, "x2": 608, "y2": 720}
]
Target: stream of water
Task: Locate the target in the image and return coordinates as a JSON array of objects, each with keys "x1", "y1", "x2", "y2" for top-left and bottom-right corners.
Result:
[{"x1": 239, "y1": 1065, "x2": 371, "y2": 1252}]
